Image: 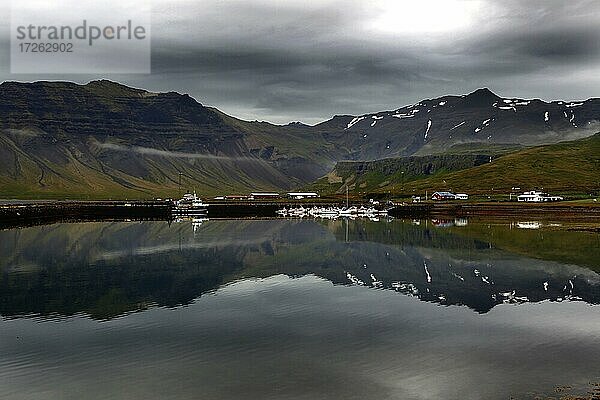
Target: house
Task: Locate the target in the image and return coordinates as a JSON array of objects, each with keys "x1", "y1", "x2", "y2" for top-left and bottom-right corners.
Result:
[
  {"x1": 431, "y1": 191, "x2": 468, "y2": 201},
  {"x1": 224, "y1": 195, "x2": 250, "y2": 200},
  {"x1": 287, "y1": 192, "x2": 319, "y2": 199},
  {"x1": 431, "y1": 191, "x2": 457, "y2": 201},
  {"x1": 517, "y1": 191, "x2": 563, "y2": 202},
  {"x1": 249, "y1": 192, "x2": 280, "y2": 200}
]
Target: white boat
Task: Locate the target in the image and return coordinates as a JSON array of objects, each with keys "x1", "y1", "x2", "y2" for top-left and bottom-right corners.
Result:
[
  {"x1": 277, "y1": 204, "x2": 389, "y2": 219},
  {"x1": 318, "y1": 207, "x2": 339, "y2": 216},
  {"x1": 172, "y1": 191, "x2": 209, "y2": 216},
  {"x1": 338, "y1": 206, "x2": 358, "y2": 216}
]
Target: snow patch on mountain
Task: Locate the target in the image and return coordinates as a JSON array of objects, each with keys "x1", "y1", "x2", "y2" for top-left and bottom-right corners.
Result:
[
  {"x1": 370, "y1": 115, "x2": 383, "y2": 127},
  {"x1": 569, "y1": 111, "x2": 577, "y2": 127},
  {"x1": 494, "y1": 100, "x2": 516, "y2": 111},
  {"x1": 498, "y1": 106, "x2": 516, "y2": 111},
  {"x1": 474, "y1": 118, "x2": 493, "y2": 133},
  {"x1": 346, "y1": 116, "x2": 365, "y2": 130},
  {"x1": 566, "y1": 102, "x2": 584, "y2": 108},
  {"x1": 450, "y1": 121, "x2": 466, "y2": 131},
  {"x1": 424, "y1": 119, "x2": 432, "y2": 140},
  {"x1": 392, "y1": 113, "x2": 414, "y2": 119}
]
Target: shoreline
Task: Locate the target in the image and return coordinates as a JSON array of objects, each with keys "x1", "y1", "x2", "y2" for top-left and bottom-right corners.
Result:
[
  {"x1": 388, "y1": 201, "x2": 600, "y2": 220},
  {"x1": 1, "y1": 200, "x2": 600, "y2": 229}
]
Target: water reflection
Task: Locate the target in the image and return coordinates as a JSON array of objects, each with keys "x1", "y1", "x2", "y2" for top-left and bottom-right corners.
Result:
[
  {"x1": 0, "y1": 218, "x2": 598, "y2": 319},
  {"x1": 0, "y1": 218, "x2": 599, "y2": 400}
]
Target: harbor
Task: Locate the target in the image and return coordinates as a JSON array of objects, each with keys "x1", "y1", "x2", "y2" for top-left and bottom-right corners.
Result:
[{"x1": 2, "y1": 197, "x2": 600, "y2": 230}]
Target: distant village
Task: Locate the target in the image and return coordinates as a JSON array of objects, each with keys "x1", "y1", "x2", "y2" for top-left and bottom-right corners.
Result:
[
  {"x1": 412, "y1": 190, "x2": 563, "y2": 203},
  {"x1": 207, "y1": 189, "x2": 564, "y2": 203},
  {"x1": 212, "y1": 192, "x2": 320, "y2": 201}
]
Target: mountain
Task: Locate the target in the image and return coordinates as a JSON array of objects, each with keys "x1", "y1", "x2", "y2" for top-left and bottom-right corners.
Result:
[
  {"x1": 314, "y1": 87, "x2": 600, "y2": 160},
  {"x1": 314, "y1": 133, "x2": 600, "y2": 197},
  {"x1": 1, "y1": 81, "x2": 599, "y2": 198},
  {"x1": 0, "y1": 80, "x2": 336, "y2": 198}
]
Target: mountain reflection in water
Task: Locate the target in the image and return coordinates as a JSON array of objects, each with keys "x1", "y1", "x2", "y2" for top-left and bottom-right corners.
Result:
[
  {"x1": 1, "y1": 218, "x2": 599, "y2": 400},
  {"x1": 0, "y1": 218, "x2": 598, "y2": 319}
]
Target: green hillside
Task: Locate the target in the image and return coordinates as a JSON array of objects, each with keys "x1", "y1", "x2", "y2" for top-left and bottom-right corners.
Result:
[
  {"x1": 308, "y1": 133, "x2": 600, "y2": 198},
  {"x1": 308, "y1": 154, "x2": 500, "y2": 195},
  {"x1": 388, "y1": 133, "x2": 600, "y2": 197}
]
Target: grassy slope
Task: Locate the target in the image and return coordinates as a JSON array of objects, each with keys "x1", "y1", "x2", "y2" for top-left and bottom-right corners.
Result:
[
  {"x1": 390, "y1": 133, "x2": 600, "y2": 196},
  {"x1": 308, "y1": 135, "x2": 599, "y2": 197},
  {"x1": 307, "y1": 154, "x2": 502, "y2": 195},
  {"x1": 0, "y1": 136, "x2": 287, "y2": 200}
]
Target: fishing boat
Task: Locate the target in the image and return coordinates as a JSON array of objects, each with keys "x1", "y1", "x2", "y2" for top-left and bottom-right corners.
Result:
[{"x1": 172, "y1": 191, "x2": 209, "y2": 216}]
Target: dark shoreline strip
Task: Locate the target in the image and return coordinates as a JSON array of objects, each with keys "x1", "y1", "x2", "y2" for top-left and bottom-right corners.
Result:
[{"x1": 1, "y1": 201, "x2": 600, "y2": 230}]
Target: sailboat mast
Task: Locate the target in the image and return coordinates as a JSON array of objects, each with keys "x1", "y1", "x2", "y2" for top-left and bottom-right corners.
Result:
[{"x1": 346, "y1": 186, "x2": 349, "y2": 208}]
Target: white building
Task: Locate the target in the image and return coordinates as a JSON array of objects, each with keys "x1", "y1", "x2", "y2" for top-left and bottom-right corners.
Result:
[
  {"x1": 287, "y1": 192, "x2": 319, "y2": 199},
  {"x1": 431, "y1": 191, "x2": 469, "y2": 201},
  {"x1": 517, "y1": 191, "x2": 563, "y2": 202}
]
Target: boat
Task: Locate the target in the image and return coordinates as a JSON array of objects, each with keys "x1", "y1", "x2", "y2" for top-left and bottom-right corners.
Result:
[
  {"x1": 338, "y1": 206, "x2": 358, "y2": 216},
  {"x1": 276, "y1": 204, "x2": 390, "y2": 220},
  {"x1": 172, "y1": 191, "x2": 209, "y2": 216}
]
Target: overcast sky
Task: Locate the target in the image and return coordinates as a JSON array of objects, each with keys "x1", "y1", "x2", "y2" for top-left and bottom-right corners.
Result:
[{"x1": 1, "y1": 0, "x2": 600, "y2": 124}]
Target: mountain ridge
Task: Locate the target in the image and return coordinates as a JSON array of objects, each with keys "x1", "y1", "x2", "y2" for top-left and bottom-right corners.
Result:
[{"x1": 1, "y1": 80, "x2": 599, "y2": 198}]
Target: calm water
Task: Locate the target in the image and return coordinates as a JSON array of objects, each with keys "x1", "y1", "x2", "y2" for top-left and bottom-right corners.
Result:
[{"x1": 0, "y1": 218, "x2": 599, "y2": 399}]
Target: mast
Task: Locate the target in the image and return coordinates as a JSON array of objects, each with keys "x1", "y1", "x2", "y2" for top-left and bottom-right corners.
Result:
[
  {"x1": 346, "y1": 186, "x2": 349, "y2": 208},
  {"x1": 178, "y1": 172, "x2": 183, "y2": 197}
]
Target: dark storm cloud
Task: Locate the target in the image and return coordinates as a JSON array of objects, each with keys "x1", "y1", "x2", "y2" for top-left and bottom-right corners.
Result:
[
  {"x1": 462, "y1": 25, "x2": 600, "y2": 62},
  {"x1": 2, "y1": 0, "x2": 600, "y2": 123},
  {"x1": 511, "y1": 29, "x2": 600, "y2": 61}
]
